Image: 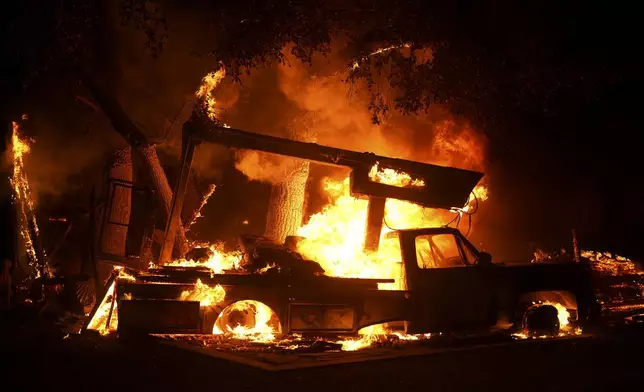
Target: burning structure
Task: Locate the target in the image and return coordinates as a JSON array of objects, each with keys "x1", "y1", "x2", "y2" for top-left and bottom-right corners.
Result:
[
  {"x1": 7, "y1": 45, "x2": 630, "y2": 354},
  {"x1": 72, "y1": 109, "x2": 597, "y2": 347}
]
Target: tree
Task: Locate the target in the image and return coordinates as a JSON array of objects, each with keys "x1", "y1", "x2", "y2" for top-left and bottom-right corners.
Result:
[{"x1": 2, "y1": 0, "x2": 641, "y2": 258}]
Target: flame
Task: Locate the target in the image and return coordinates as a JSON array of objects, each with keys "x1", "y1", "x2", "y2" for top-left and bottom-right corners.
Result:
[
  {"x1": 10, "y1": 121, "x2": 45, "y2": 279},
  {"x1": 543, "y1": 301, "x2": 571, "y2": 330},
  {"x1": 337, "y1": 324, "x2": 430, "y2": 351},
  {"x1": 179, "y1": 279, "x2": 226, "y2": 308},
  {"x1": 166, "y1": 243, "x2": 242, "y2": 274},
  {"x1": 186, "y1": 184, "x2": 216, "y2": 232},
  {"x1": 86, "y1": 280, "x2": 118, "y2": 336},
  {"x1": 195, "y1": 69, "x2": 226, "y2": 121},
  {"x1": 86, "y1": 268, "x2": 136, "y2": 335},
  {"x1": 296, "y1": 177, "x2": 476, "y2": 290},
  {"x1": 213, "y1": 300, "x2": 280, "y2": 343},
  {"x1": 512, "y1": 301, "x2": 578, "y2": 340},
  {"x1": 368, "y1": 162, "x2": 425, "y2": 188}
]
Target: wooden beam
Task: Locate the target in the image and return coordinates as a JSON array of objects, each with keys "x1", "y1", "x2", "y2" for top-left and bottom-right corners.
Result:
[
  {"x1": 160, "y1": 126, "x2": 199, "y2": 263},
  {"x1": 364, "y1": 197, "x2": 386, "y2": 252},
  {"x1": 192, "y1": 124, "x2": 483, "y2": 210}
]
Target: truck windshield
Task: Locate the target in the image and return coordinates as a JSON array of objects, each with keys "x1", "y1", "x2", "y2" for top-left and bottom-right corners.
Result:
[{"x1": 415, "y1": 234, "x2": 466, "y2": 269}]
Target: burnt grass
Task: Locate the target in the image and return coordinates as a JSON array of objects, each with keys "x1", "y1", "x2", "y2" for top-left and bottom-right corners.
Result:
[{"x1": 2, "y1": 310, "x2": 644, "y2": 391}]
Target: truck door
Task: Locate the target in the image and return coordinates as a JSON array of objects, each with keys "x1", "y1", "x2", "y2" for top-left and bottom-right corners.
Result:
[{"x1": 405, "y1": 232, "x2": 495, "y2": 333}]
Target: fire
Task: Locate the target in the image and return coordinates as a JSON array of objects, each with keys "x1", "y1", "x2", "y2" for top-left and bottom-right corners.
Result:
[
  {"x1": 368, "y1": 162, "x2": 425, "y2": 188},
  {"x1": 296, "y1": 177, "x2": 475, "y2": 290},
  {"x1": 195, "y1": 69, "x2": 226, "y2": 121},
  {"x1": 213, "y1": 300, "x2": 280, "y2": 343},
  {"x1": 351, "y1": 43, "x2": 413, "y2": 70},
  {"x1": 581, "y1": 250, "x2": 642, "y2": 276},
  {"x1": 10, "y1": 121, "x2": 45, "y2": 279},
  {"x1": 512, "y1": 301, "x2": 581, "y2": 340},
  {"x1": 179, "y1": 279, "x2": 226, "y2": 308},
  {"x1": 186, "y1": 184, "x2": 216, "y2": 232},
  {"x1": 165, "y1": 243, "x2": 242, "y2": 273},
  {"x1": 86, "y1": 267, "x2": 136, "y2": 335},
  {"x1": 544, "y1": 301, "x2": 571, "y2": 330},
  {"x1": 86, "y1": 280, "x2": 118, "y2": 335}
]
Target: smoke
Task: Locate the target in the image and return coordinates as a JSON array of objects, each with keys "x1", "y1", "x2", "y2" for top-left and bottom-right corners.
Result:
[{"x1": 228, "y1": 44, "x2": 487, "y2": 184}]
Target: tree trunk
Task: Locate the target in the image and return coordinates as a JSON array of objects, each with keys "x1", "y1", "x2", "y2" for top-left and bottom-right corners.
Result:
[
  {"x1": 140, "y1": 145, "x2": 189, "y2": 257},
  {"x1": 264, "y1": 126, "x2": 312, "y2": 244},
  {"x1": 83, "y1": 75, "x2": 189, "y2": 258},
  {"x1": 100, "y1": 148, "x2": 132, "y2": 257}
]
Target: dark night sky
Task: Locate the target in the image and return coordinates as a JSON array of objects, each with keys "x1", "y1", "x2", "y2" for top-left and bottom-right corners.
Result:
[{"x1": 1, "y1": 1, "x2": 642, "y2": 262}]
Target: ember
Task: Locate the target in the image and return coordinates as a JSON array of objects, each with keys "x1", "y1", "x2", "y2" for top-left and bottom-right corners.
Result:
[{"x1": 582, "y1": 250, "x2": 643, "y2": 276}]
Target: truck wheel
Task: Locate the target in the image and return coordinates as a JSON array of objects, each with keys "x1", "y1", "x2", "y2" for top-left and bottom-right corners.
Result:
[
  {"x1": 213, "y1": 300, "x2": 281, "y2": 336},
  {"x1": 522, "y1": 304, "x2": 560, "y2": 337}
]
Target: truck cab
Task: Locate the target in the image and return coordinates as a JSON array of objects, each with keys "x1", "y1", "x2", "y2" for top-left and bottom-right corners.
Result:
[{"x1": 377, "y1": 227, "x2": 600, "y2": 335}]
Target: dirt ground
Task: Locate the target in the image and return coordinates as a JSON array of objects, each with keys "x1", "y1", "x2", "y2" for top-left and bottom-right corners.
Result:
[{"x1": 1, "y1": 311, "x2": 643, "y2": 392}]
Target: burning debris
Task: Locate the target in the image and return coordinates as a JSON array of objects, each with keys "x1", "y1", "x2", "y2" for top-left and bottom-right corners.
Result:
[
  {"x1": 582, "y1": 250, "x2": 644, "y2": 319},
  {"x1": 582, "y1": 250, "x2": 643, "y2": 276},
  {"x1": 10, "y1": 121, "x2": 47, "y2": 280}
]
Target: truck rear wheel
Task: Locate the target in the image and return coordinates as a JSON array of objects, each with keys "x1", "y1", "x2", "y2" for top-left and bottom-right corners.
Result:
[
  {"x1": 522, "y1": 304, "x2": 560, "y2": 337},
  {"x1": 213, "y1": 300, "x2": 281, "y2": 336}
]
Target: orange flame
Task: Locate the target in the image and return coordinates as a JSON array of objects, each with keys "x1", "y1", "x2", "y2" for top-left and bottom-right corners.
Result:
[
  {"x1": 195, "y1": 69, "x2": 227, "y2": 122},
  {"x1": 368, "y1": 162, "x2": 425, "y2": 188},
  {"x1": 296, "y1": 177, "x2": 476, "y2": 290},
  {"x1": 10, "y1": 121, "x2": 44, "y2": 279},
  {"x1": 179, "y1": 279, "x2": 226, "y2": 308},
  {"x1": 165, "y1": 243, "x2": 242, "y2": 273},
  {"x1": 186, "y1": 184, "x2": 216, "y2": 232}
]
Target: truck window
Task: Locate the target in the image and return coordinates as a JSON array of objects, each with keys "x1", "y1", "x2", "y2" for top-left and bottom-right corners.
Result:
[
  {"x1": 457, "y1": 239, "x2": 478, "y2": 266},
  {"x1": 415, "y1": 234, "x2": 466, "y2": 269}
]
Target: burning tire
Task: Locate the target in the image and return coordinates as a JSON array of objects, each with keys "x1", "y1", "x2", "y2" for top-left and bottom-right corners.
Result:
[
  {"x1": 522, "y1": 304, "x2": 561, "y2": 337},
  {"x1": 213, "y1": 300, "x2": 281, "y2": 338}
]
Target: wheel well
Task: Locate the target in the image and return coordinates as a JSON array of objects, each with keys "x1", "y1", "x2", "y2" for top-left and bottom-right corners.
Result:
[{"x1": 515, "y1": 290, "x2": 578, "y2": 324}]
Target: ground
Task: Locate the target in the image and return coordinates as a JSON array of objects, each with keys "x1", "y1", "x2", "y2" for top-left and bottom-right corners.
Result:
[{"x1": 1, "y1": 312, "x2": 643, "y2": 391}]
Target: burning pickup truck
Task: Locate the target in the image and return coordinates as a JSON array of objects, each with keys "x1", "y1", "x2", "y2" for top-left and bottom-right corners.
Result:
[
  {"x1": 84, "y1": 123, "x2": 600, "y2": 341},
  {"x1": 89, "y1": 226, "x2": 600, "y2": 340}
]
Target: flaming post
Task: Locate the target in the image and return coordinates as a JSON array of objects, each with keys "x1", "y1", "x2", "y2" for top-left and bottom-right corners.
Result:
[{"x1": 365, "y1": 197, "x2": 386, "y2": 252}]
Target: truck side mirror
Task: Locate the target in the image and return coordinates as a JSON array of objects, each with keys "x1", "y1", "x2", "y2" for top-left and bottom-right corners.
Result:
[{"x1": 478, "y1": 252, "x2": 492, "y2": 266}]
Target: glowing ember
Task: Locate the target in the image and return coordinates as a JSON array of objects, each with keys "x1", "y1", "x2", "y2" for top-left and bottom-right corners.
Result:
[
  {"x1": 195, "y1": 69, "x2": 226, "y2": 121},
  {"x1": 351, "y1": 43, "x2": 413, "y2": 70},
  {"x1": 10, "y1": 121, "x2": 46, "y2": 279},
  {"x1": 179, "y1": 279, "x2": 226, "y2": 308},
  {"x1": 368, "y1": 162, "x2": 425, "y2": 188},
  {"x1": 581, "y1": 250, "x2": 642, "y2": 276},
  {"x1": 166, "y1": 243, "x2": 242, "y2": 273}
]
